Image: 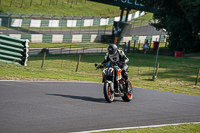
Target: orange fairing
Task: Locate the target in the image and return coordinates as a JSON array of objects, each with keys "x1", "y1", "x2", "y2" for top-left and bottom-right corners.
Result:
[
  {"x1": 117, "y1": 70, "x2": 122, "y2": 81},
  {"x1": 117, "y1": 70, "x2": 122, "y2": 76}
]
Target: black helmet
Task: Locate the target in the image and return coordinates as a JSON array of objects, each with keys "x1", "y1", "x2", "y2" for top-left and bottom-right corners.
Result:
[{"x1": 108, "y1": 44, "x2": 117, "y2": 55}]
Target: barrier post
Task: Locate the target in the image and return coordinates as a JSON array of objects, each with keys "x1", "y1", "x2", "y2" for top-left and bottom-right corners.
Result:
[
  {"x1": 41, "y1": 50, "x2": 46, "y2": 69},
  {"x1": 138, "y1": 40, "x2": 140, "y2": 51},
  {"x1": 76, "y1": 55, "x2": 81, "y2": 72},
  {"x1": 127, "y1": 40, "x2": 130, "y2": 53},
  {"x1": 133, "y1": 40, "x2": 136, "y2": 52},
  {"x1": 195, "y1": 68, "x2": 200, "y2": 86},
  {"x1": 124, "y1": 42, "x2": 126, "y2": 53},
  {"x1": 155, "y1": 63, "x2": 159, "y2": 79}
]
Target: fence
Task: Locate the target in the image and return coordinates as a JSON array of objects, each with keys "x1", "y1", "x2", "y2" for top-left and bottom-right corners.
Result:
[
  {"x1": 29, "y1": 47, "x2": 107, "y2": 55},
  {"x1": 2, "y1": 34, "x2": 167, "y2": 44},
  {"x1": 27, "y1": 50, "x2": 200, "y2": 87},
  {"x1": 132, "y1": 60, "x2": 200, "y2": 87},
  {"x1": 0, "y1": 12, "x2": 166, "y2": 37},
  {"x1": 26, "y1": 36, "x2": 168, "y2": 59},
  {"x1": 0, "y1": 12, "x2": 140, "y2": 27}
]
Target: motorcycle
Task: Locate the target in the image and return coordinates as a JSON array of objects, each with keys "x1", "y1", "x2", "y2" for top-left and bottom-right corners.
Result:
[{"x1": 95, "y1": 63, "x2": 133, "y2": 103}]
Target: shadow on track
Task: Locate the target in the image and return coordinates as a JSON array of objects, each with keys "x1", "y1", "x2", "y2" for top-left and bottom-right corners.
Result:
[{"x1": 46, "y1": 93, "x2": 122, "y2": 103}]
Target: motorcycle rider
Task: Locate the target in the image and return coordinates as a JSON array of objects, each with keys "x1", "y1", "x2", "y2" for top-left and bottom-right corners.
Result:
[{"x1": 99, "y1": 44, "x2": 129, "y2": 91}]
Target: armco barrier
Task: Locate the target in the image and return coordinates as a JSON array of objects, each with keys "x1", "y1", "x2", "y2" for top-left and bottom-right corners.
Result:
[
  {"x1": 0, "y1": 11, "x2": 145, "y2": 28},
  {"x1": 0, "y1": 35, "x2": 29, "y2": 66},
  {"x1": 7, "y1": 34, "x2": 167, "y2": 44}
]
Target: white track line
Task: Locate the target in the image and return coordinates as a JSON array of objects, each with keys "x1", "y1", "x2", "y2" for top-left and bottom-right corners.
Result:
[{"x1": 71, "y1": 122, "x2": 200, "y2": 133}]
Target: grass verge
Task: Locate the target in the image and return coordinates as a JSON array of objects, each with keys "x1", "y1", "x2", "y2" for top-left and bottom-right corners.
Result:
[
  {"x1": 0, "y1": 52, "x2": 200, "y2": 96},
  {"x1": 98, "y1": 123, "x2": 200, "y2": 133},
  {"x1": 29, "y1": 42, "x2": 110, "y2": 48}
]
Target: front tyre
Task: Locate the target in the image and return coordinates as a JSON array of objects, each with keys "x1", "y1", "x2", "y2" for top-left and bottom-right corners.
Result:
[
  {"x1": 103, "y1": 82, "x2": 114, "y2": 103},
  {"x1": 121, "y1": 81, "x2": 133, "y2": 102}
]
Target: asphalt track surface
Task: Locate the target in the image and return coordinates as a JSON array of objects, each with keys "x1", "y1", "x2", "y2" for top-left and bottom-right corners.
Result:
[
  {"x1": 0, "y1": 80, "x2": 200, "y2": 133},
  {"x1": 0, "y1": 25, "x2": 165, "y2": 36}
]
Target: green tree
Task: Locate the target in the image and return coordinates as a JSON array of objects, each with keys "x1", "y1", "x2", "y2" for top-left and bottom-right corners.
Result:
[{"x1": 139, "y1": 0, "x2": 200, "y2": 53}]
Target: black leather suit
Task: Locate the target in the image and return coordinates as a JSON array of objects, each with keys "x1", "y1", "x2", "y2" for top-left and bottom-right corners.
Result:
[{"x1": 101, "y1": 49, "x2": 129, "y2": 82}]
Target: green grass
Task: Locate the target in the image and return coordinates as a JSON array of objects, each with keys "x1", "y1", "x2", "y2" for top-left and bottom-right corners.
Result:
[
  {"x1": 29, "y1": 42, "x2": 110, "y2": 48},
  {"x1": 131, "y1": 13, "x2": 154, "y2": 26},
  {"x1": 0, "y1": 0, "x2": 135, "y2": 17},
  {"x1": 99, "y1": 123, "x2": 200, "y2": 133},
  {"x1": 1, "y1": 55, "x2": 200, "y2": 133},
  {"x1": 29, "y1": 42, "x2": 139, "y2": 50},
  {"x1": 137, "y1": 12, "x2": 154, "y2": 20},
  {"x1": 1, "y1": 51, "x2": 200, "y2": 96},
  {"x1": 1, "y1": 2, "x2": 200, "y2": 132}
]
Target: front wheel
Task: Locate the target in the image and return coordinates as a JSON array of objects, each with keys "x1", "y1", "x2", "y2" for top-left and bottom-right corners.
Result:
[
  {"x1": 103, "y1": 82, "x2": 114, "y2": 103},
  {"x1": 121, "y1": 81, "x2": 133, "y2": 102}
]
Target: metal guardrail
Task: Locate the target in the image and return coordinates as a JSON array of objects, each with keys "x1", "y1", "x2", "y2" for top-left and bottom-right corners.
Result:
[
  {"x1": 0, "y1": 12, "x2": 152, "y2": 36},
  {"x1": 0, "y1": 35, "x2": 29, "y2": 66},
  {"x1": 29, "y1": 47, "x2": 107, "y2": 55}
]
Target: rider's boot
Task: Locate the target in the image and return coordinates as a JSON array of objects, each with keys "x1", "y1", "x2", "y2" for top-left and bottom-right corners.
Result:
[{"x1": 122, "y1": 70, "x2": 131, "y2": 93}]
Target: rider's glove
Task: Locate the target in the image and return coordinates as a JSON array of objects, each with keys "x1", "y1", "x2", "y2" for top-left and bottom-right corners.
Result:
[{"x1": 98, "y1": 64, "x2": 104, "y2": 69}]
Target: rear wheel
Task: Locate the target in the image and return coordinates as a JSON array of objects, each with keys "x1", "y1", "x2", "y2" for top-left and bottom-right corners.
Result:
[
  {"x1": 103, "y1": 82, "x2": 114, "y2": 103},
  {"x1": 121, "y1": 81, "x2": 133, "y2": 102}
]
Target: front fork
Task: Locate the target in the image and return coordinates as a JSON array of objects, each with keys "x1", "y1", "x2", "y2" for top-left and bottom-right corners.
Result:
[
  {"x1": 106, "y1": 71, "x2": 115, "y2": 92},
  {"x1": 111, "y1": 71, "x2": 115, "y2": 92},
  {"x1": 107, "y1": 81, "x2": 114, "y2": 92}
]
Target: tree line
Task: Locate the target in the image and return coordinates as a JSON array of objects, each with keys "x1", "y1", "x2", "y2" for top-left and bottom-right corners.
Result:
[{"x1": 137, "y1": 0, "x2": 200, "y2": 53}]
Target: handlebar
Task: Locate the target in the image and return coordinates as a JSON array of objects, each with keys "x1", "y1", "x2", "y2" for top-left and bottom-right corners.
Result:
[
  {"x1": 95, "y1": 62, "x2": 123, "y2": 70},
  {"x1": 95, "y1": 64, "x2": 104, "y2": 69}
]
